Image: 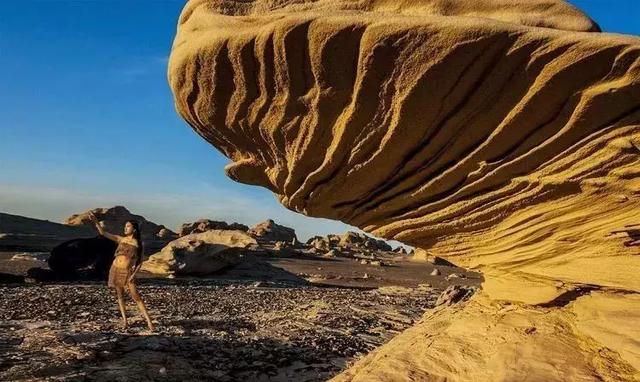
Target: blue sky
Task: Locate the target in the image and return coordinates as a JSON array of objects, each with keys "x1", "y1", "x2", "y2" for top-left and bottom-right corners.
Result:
[{"x1": 0, "y1": 1, "x2": 638, "y2": 240}]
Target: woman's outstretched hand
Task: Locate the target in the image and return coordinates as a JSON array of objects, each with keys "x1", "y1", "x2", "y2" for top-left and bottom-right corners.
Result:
[{"x1": 88, "y1": 212, "x2": 105, "y2": 235}]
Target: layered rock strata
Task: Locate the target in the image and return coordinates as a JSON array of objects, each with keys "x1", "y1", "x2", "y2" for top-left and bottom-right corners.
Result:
[{"x1": 168, "y1": 0, "x2": 640, "y2": 380}]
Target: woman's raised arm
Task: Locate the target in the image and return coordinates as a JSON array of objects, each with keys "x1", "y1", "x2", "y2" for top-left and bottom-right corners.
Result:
[{"x1": 88, "y1": 212, "x2": 122, "y2": 243}]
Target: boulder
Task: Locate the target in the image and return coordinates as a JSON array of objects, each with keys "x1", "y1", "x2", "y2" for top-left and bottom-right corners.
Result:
[
  {"x1": 248, "y1": 219, "x2": 297, "y2": 243},
  {"x1": 338, "y1": 231, "x2": 392, "y2": 252},
  {"x1": 11, "y1": 252, "x2": 50, "y2": 262},
  {"x1": 393, "y1": 246, "x2": 407, "y2": 255},
  {"x1": 47, "y1": 236, "x2": 118, "y2": 278},
  {"x1": 142, "y1": 230, "x2": 257, "y2": 276},
  {"x1": 435, "y1": 285, "x2": 476, "y2": 306},
  {"x1": 412, "y1": 249, "x2": 458, "y2": 266},
  {"x1": 308, "y1": 236, "x2": 330, "y2": 251},
  {"x1": 178, "y1": 218, "x2": 249, "y2": 236},
  {"x1": 323, "y1": 249, "x2": 339, "y2": 258},
  {"x1": 446, "y1": 273, "x2": 466, "y2": 281}
]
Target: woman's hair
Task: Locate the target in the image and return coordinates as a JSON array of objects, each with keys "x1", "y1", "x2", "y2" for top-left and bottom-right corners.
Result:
[{"x1": 126, "y1": 220, "x2": 144, "y2": 267}]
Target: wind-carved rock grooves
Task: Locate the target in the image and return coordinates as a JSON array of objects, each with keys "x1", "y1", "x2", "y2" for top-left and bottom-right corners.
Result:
[
  {"x1": 168, "y1": 1, "x2": 640, "y2": 380},
  {"x1": 339, "y1": 34, "x2": 516, "y2": 222}
]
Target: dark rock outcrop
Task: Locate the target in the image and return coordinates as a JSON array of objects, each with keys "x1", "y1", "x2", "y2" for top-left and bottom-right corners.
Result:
[{"x1": 47, "y1": 236, "x2": 118, "y2": 278}]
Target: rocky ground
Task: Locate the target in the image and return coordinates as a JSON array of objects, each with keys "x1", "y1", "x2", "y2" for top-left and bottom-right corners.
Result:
[
  {"x1": 1, "y1": 280, "x2": 439, "y2": 382},
  {"x1": 0, "y1": 251, "x2": 480, "y2": 382}
]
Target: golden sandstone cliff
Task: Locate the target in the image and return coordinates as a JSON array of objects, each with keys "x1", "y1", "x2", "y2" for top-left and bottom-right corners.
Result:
[{"x1": 168, "y1": 0, "x2": 640, "y2": 380}]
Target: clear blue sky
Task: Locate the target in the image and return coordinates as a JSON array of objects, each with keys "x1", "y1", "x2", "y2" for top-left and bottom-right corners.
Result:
[{"x1": 0, "y1": 1, "x2": 638, "y2": 240}]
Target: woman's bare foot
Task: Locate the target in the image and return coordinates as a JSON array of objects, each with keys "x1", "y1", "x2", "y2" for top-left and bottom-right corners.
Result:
[
  {"x1": 147, "y1": 321, "x2": 155, "y2": 331},
  {"x1": 121, "y1": 319, "x2": 128, "y2": 329}
]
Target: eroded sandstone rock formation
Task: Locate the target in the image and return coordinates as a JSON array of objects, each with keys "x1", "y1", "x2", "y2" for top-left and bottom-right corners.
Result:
[
  {"x1": 168, "y1": 0, "x2": 640, "y2": 380},
  {"x1": 142, "y1": 230, "x2": 257, "y2": 276},
  {"x1": 178, "y1": 218, "x2": 249, "y2": 236},
  {"x1": 248, "y1": 219, "x2": 298, "y2": 242}
]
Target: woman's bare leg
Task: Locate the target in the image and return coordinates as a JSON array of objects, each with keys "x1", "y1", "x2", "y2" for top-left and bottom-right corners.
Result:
[
  {"x1": 127, "y1": 282, "x2": 154, "y2": 331},
  {"x1": 115, "y1": 287, "x2": 128, "y2": 328}
]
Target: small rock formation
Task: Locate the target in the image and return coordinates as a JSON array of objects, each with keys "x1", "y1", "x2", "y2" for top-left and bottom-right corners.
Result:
[
  {"x1": 169, "y1": 0, "x2": 640, "y2": 379},
  {"x1": 142, "y1": 230, "x2": 257, "y2": 276},
  {"x1": 435, "y1": 285, "x2": 476, "y2": 306},
  {"x1": 446, "y1": 273, "x2": 466, "y2": 281},
  {"x1": 306, "y1": 232, "x2": 392, "y2": 254},
  {"x1": 323, "y1": 249, "x2": 339, "y2": 258},
  {"x1": 158, "y1": 228, "x2": 176, "y2": 238},
  {"x1": 66, "y1": 206, "x2": 178, "y2": 254},
  {"x1": 307, "y1": 236, "x2": 330, "y2": 251},
  {"x1": 338, "y1": 232, "x2": 392, "y2": 252},
  {"x1": 392, "y1": 246, "x2": 407, "y2": 255},
  {"x1": 10, "y1": 252, "x2": 50, "y2": 262},
  {"x1": 248, "y1": 219, "x2": 297, "y2": 243},
  {"x1": 413, "y1": 249, "x2": 458, "y2": 266},
  {"x1": 178, "y1": 218, "x2": 249, "y2": 236}
]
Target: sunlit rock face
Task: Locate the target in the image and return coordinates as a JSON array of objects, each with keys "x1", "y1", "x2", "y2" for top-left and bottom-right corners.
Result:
[{"x1": 168, "y1": 0, "x2": 640, "y2": 380}]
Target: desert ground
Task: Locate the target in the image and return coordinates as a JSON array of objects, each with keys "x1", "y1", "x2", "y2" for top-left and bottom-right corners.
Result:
[{"x1": 0, "y1": 246, "x2": 480, "y2": 381}]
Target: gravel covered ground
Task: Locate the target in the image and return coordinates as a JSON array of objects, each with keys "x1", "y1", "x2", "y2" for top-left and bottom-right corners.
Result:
[{"x1": 1, "y1": 280, "x2": 438, "y2": 381}]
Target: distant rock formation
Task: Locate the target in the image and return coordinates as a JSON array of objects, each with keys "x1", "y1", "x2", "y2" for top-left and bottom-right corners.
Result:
[
  {"x1": 248, "y1": 219, "x2": 297, "y2": 243},
  {"x1": 168, "y1": 0, "x2": 640, "y2": 379},
  {"x1": 307, "y1": 231, "x2": 392, "y2": 253},
  {"x1": 178, "y1": 218, "x2": 249, "y2": 236},
  {"x1": 66, "y1": 206, "x2": 177, "y2": 254},
  {"x1": 338, "y1": 231, "x2": 391, "y2": 252},
  {"x1": 1, "y1": 207, "x2": 177, "y2": 251},
  {"x1": 0, "y1": 212, "x2": 93, "y2": 251},
  {"x1": 66, "y1": 206, "x2": 176, "y2": 239},
  {"x1": 142, "y1": 230, "x2": 257, "y2": 276}
]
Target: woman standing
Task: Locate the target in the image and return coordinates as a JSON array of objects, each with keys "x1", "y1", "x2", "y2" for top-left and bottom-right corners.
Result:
[{"x1": 88, "y1": 212, "x2": 155, "y2": 331}]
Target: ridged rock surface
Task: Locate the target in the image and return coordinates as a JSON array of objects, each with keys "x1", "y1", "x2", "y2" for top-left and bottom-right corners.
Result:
[{"x1": 168, "y1": 0, "x2": 640, "y2": 380}]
